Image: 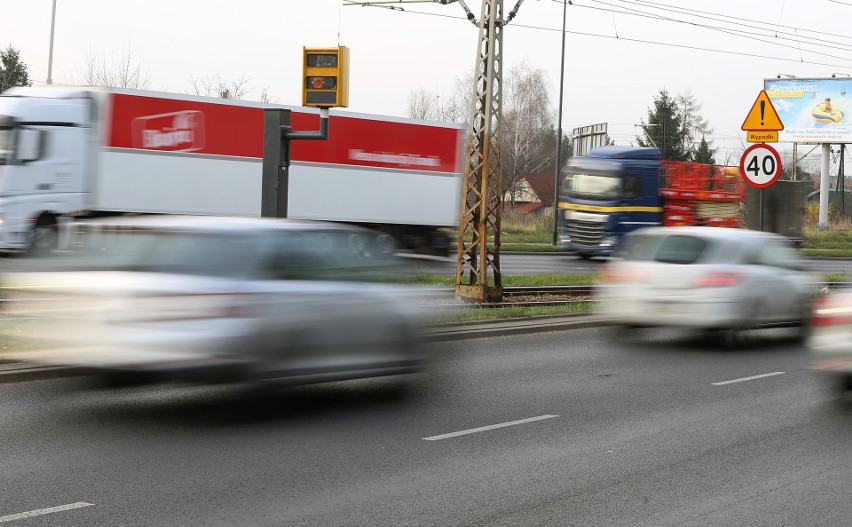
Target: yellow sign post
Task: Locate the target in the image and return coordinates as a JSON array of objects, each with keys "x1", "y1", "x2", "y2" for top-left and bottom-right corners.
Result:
[{"x1": 741, "y1": 90, "x2": 784, "y2": 143}]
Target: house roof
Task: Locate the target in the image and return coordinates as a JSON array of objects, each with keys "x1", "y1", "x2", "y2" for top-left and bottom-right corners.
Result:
[
  {"x1": 508, "y1": 202, "x2": 545, "y2": 213},
  {"x1": 519, "y1": 173, "x2": 557, "y2": 206}
]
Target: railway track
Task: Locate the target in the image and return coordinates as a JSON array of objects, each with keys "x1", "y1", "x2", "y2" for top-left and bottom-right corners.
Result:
[{"x1": 416, "y1": 282, "x2": 852, "y2": 310}]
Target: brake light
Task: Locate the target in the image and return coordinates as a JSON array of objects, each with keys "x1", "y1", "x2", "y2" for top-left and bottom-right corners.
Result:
[
  {"x1": 810, "y1": 295, "x2": 852, "y2": 327},
  {"x1": 692, "y1": 271, "x2": 740, "y2": 287},
  {"x1": 600, "y1": 264, "x2": 646, "y2": 284}
]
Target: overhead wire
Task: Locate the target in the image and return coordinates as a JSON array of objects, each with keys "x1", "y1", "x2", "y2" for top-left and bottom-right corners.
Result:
[
  {"x1": 344, "y1": 0, "x2": 852, "y2": 71},
  {"x1": 577, "y1": 0, "x2": 852, "y2": 63}
]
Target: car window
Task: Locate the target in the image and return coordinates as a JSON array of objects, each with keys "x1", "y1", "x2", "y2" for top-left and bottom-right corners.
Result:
[
  {"x1": 652, "y1": 235, "x2": 708, "y2": 264},
  {"x1": 256, "y1": 230, "x2": 396, "y2": 281},
  {"x1": 616, "y1": 234, "x2": 664, "y2": 261},
  {"x1": 752, "y1": 239, "x2": 804, "y2": 270}
]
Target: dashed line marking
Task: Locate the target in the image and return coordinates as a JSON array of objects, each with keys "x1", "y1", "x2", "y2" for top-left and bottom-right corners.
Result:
[
  {"x1": 423, "y1": 414, "x2": 559, "y2": 441},
  {"x1": 712, "y1": 371, "x2": 786, "y2": 386},
  {"x1": 0, "y1": 502, "x2": 94, "y2": 523}
]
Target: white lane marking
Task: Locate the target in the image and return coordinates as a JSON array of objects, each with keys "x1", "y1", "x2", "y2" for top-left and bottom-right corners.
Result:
[
  {"x1": 423, "y1": 414, "x2": 559, "y2": 441},
  {"x1": 712, "y1": 371, "x2": 786, "y2": 386},
  {"x1": 0, "y1": 502, "x2": 94, "y2": 523}
]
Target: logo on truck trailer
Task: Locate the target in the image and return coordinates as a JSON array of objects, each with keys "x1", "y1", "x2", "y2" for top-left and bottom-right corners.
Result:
[{"x1": 131, "y1": 110, "x2": 206, "y2": 152}]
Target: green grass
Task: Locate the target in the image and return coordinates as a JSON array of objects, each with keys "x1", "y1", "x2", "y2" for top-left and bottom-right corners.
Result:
[
  {"x1": 395, "y1": 272, "x2": 599, "y2": 287},
  {"x1": 429, "y1": 302, "x2": 595, "y2": 323},
  {"x1": 801, "y1": 248, "x2": 852, "y2": 257}
]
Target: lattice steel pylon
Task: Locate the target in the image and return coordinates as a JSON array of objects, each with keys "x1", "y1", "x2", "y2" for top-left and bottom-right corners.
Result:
[
  {"x1": 342, "y1": 0, "x2": 527, "y2": 302},
  {"x1": 455, "y1": 0, "x2": 510, "y2": 303}
]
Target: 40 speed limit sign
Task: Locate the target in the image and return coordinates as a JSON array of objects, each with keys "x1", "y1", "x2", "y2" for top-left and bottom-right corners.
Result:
[{"x1": 739, "y1": 143, "x2": 782, "y2": 188}]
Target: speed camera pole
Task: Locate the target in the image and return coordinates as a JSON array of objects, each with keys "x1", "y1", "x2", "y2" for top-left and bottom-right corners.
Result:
[{"x1": 262, "y1": 46, "x2": 349, "y2": 218}]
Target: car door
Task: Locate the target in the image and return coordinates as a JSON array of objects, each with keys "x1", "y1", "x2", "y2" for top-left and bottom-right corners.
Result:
[{"x1": 749, "y1": 239, "x2": 809, "y2": 322}]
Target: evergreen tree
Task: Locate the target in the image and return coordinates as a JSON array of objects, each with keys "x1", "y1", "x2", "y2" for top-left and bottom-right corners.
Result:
[
  {"x1": 0, "y1": 46, "x2": 31, "y2": 93},
  {"x1": 636, "y1": 89, "x2": 689, "y2": 161},
  {"x1": 692, "y1": 136, "x2": 716, "y2": 165}
]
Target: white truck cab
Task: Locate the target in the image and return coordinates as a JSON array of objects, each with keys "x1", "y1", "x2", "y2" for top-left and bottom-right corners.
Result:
[{"x1": 0, "y1": 88, "x2": 100, "y2": 252}]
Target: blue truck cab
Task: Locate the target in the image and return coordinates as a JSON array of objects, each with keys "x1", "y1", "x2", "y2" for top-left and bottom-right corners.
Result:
[{"x1": 558, "y1": 146, "x2": 664, "y2": 259}]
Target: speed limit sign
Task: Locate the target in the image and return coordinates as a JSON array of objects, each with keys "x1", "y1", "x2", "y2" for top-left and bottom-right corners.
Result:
[{"x1": 739, "y1": 143, "x2": 782, "y2": 188}]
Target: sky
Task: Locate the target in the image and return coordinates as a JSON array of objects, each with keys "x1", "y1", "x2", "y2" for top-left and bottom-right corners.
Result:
[{"x1": 4, "y1": 0, "x2": 852, "y2": 167}]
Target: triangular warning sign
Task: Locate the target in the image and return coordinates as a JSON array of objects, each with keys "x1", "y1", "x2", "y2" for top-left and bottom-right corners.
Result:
[{"x1": 742, "y1": 90, "x2": 784, "y2": 131}]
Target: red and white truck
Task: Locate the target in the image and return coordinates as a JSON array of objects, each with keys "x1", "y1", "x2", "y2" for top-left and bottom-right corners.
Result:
[{"x1": 0, "y1": 86, "x2": 465, "y2": 253}]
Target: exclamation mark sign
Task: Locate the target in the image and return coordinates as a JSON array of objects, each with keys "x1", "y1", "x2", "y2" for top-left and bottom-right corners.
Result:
[{"x1": 760, "y1": 100, "x2": 765, "y2": 126}]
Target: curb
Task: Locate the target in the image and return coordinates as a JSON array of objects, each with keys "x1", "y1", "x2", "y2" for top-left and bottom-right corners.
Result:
[{"x1": 0, "y1": 315, "x2": 617, "y2": 384}]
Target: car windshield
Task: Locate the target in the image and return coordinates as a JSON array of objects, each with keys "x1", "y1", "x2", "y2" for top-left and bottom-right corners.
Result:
[
  {"x1": 34, "y1": 224, "x2": 400, "y2": 281},
  {"x1": 652, "y1": 235, "x2": 709, "y2": 264},
  {"x1": 562, "y1": 173, "x2": 622, "y2": 200},
  {"x1": 617, "y1": 234, "x2": 711, "y2": 264},
  {"x1": 0, "y1": 127, "x2": 12, "y2": 165},
  {"x1": 55, "y1": 228, "x2": 265, "y2": 277}
]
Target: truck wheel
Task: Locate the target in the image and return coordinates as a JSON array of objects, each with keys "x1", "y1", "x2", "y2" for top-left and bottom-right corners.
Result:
[{"x1": 29, "y1": 218, "x2": 58, "y2": 256}]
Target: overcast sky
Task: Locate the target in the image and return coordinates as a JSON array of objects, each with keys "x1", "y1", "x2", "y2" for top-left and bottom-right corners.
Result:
[{"x1": 5, "y1": 0, "x2": 852, "y2": 164}]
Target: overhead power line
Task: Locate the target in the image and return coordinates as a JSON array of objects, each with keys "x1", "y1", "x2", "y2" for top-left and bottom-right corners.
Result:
[{"x1": 346, "y1": 0, "x2": 852, "y2": 71}]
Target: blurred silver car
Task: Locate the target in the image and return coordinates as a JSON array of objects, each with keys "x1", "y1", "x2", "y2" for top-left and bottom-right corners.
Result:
[
  {"x1": 596, "y1": 226, "x2": 812, "y2": 343},
  {"x1": 0, "y1": 216, "x2": 428, "y2": 387},
  {"x1": 807, "y1": 289, "x2": 852, "y2": 393}
]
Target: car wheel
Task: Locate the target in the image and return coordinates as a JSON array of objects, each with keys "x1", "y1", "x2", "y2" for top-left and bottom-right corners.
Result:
[{"x1": 838, "y1": 374, "x2": 852, "y2": 394}]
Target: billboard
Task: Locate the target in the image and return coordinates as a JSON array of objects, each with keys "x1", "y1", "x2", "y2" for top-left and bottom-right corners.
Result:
[
  {"x1": 764, "y1": 78, "x2": 852, "y2": 143},
  {"x1": 572, "y1": 123, "x2": 608, "y2": 157}
]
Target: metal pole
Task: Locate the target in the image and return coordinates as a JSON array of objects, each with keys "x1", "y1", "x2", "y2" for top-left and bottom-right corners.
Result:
[
  {"x1": 759, "y1": 189, "x2": 764, "y2": 232},
  {"x1": 551, "y1": 0, "x2": 567, "y2": 246},
  {"x1": 819, "y1": 143, "x2": 831, "y2": 227},
  {"x1": 47, "y1": 0, "x2": 56, "y2": 85}
]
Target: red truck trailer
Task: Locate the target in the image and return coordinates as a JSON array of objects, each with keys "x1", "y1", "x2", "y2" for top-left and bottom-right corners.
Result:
[{"x1": 0, "y1": 86, "x2": 465, "y2": 253}]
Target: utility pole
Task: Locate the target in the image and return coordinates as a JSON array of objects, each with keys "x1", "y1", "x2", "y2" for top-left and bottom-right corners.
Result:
[
  {"x1": 344, "y1": 0, "x2": 527, "y2": 303},
  {"x1": 456, "y1": 0, "x2": 511, "y2": 303}
]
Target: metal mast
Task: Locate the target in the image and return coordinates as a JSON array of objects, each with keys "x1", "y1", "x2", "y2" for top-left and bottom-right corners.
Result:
[
  {"x1": 344, "y1": 0, "x2": 526, "y2": 302},
  {"x1": 456, "y1": 0, "x2": 515, "y2": 303}
]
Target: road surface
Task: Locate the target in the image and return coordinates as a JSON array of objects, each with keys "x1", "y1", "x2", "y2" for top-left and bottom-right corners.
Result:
[{"x1": 0, "y1": 327, "x2": 848, "y2": 526}]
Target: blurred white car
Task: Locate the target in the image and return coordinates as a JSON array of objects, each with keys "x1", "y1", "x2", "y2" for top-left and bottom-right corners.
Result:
[
  {"x1": 807, "y1": 290, "x2": 852, "y2": 393},
  {"x1": 596, "y1": 226, "x2": 812, "y2": 343},
  {"x1": 0, "y1": 216, "x2": 428, "y2": 387}
]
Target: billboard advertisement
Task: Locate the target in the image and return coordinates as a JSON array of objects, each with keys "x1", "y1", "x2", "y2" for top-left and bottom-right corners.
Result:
[{"x1": 764, "y1": 78, "x2": 852, "y2": 143}]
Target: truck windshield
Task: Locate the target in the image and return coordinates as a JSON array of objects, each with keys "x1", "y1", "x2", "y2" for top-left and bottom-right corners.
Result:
[
  {"x1": 0, "y1": 127, "x2": 12, "y2": 165},
  {"x1": 562, "y1": 173, "x2": 622, "y2": 200}
]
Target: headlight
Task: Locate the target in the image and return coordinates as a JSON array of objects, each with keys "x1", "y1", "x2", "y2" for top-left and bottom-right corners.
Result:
[{"x1": 601, "y1": 236, "x2": 618, "y2": 247}]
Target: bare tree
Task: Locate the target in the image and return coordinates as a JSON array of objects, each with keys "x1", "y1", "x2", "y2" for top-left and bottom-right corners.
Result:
[
  {"x1": 189, "y1": 73, "x2": 251, "y2": 100},
  {"x1": 406, "y1": 88, "x2": 438, "y2": 121},
  {"x1": 75, "y1": 45, "x2": 152, "y2": 89},
  {"x1": 258, "y1": 86, "x2": 278, "y2": 104},
  {"x1": 676, "y1": 89, "x2": 714, "y2": 161},
  {"x1": 406, "y1": 65, "x2": 558, "y2": 206},
  {"x1": 500, "y1": 63, "x2": 555, "y2": 206}
]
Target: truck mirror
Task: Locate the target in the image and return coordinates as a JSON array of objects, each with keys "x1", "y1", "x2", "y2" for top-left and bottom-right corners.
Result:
[{"x1": 17, "y1": 129, "x2": 44, "y2": 163}]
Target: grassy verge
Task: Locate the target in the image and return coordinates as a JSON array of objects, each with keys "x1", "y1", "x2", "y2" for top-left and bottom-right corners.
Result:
[
  {"x1": 395, "y1": 273, "x2": 599, "y2": 287},
  {"x1": 429, "y1": 302, "x2": 595, "y2": 324}
]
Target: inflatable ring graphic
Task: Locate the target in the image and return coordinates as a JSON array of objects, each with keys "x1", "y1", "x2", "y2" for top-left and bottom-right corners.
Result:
[{"x1": 812, "y1": 102, "x2": 844, "y2": 123}]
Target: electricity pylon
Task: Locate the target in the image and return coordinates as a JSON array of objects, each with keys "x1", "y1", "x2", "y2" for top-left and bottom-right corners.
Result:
[{"x1": 344, "y1": 0, "x2": 528, "y2": 302}]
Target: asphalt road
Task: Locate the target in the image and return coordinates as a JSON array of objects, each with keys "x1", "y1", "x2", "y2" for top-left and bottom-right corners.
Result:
[{"x1": 0, "y1": 327, "x2": 848, "y2": 526}]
